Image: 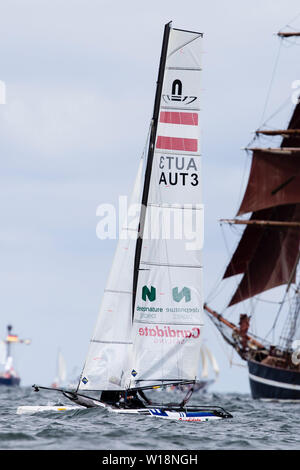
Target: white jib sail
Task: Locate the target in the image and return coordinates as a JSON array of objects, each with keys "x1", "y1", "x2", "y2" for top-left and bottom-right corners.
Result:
[
  {"x1": 79, "y1": 158, "x2": 144, "y2": 391},
  {"x1": 204, "y1": 344, "x2": 220, "y2": 377},
  {"x1": 127, "y1": 27, "x2": 204, "y2": 388}
]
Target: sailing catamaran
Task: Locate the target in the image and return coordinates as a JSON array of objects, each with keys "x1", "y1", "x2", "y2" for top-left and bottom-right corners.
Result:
[
  {"x1": 0, "y1": 325, "x2": 31, "y2": 386},
  {"x1": 31, "y1": 22, "x2": 232, "y2": 421},
  {"x1": 205, "y1": 28, "x2": 300, "y2": 400}
]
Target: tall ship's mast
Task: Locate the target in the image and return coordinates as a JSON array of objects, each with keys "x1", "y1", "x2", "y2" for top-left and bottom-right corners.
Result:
[{"x1": 205, "y1": 26, "x2": 300, "y2": 400}]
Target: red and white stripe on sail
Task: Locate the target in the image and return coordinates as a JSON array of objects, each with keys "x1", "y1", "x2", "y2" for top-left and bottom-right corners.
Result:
[{"x1": 156, "y1": 111, "x2": 199, "y2": 152}]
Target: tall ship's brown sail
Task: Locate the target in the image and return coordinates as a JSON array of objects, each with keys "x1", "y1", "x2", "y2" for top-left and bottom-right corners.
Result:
[{"x1": 205, "y1": 28, "x2": 300, "y2": 399}]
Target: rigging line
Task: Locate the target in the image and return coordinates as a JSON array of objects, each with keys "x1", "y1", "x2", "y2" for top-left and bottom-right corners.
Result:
[
  {"x1": 229, "y1": 361, "x2": 247, "y2": 369},
  {"x1": 267, "y1": 248, "x2": 300, "y2": 341},
  {"x1": 219, "y1": 222, "x2": 251, "y2": 315},
  {"x1": 281, "y1": 11, "x2": 300, "y2": 30},
  {"x1": 205, "y1": 229, "x2": 235, "y2": 303},
  {"x1": 281, "y1": 37, "x2": 300, "y2": 48},
  {"x1": 141, "y1": 121, "x2": 152, "y2": 160},
  {"x1": 265, "y1": 298, "x2": 285, "y2": 341},
  {"x1": 236, "y1": 152, "x2": 251, "y2": 214},
  {"x1": 254, "y1": 297, "x2": 286, "y2": 305},
  {"x1": 259, "y1": 38, "x2": 283, "y2": 129},
  {"x1": 259, "y1": 96, "x2": 291, "y2": 130},
  {"x1": 209, "y1": 320, "x2": 233, "y2": 366},
  {"x1": 205, "y1": 276, "x2": 227, "y2": 304},
  {"x1": 244, "y1": 133, "x2": 258, "y2": 151}
]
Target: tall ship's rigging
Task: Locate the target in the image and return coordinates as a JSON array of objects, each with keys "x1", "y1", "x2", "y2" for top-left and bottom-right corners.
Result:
[{"x1": 205, "y1": 26, "x2": 300, "y2": 400}]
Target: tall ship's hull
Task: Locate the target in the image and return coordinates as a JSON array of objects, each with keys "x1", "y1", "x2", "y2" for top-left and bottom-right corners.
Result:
[
  {"x1": 248, "y1": 360, "x2": 300, "y2": 400},
  {"x1": 205, "y1": 302, "x2": 300, "y2": 400},
  {"x1": 0, "y1": 375, "x2": 20, "y2": 386}
]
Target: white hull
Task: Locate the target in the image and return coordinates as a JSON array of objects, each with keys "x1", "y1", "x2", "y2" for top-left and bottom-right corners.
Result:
[
  {"x1": 16, "y1": 405, "x2": 83, "y2": 414},
  {"x1": 16, "y1": 401, "x2": 226, "y2": 421}
]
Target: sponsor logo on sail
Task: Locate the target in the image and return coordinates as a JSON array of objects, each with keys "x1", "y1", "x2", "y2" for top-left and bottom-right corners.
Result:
[
  {"x1": 162, "y1": 79, "x2": 197, "y2": 105},
  {"x1": 141, "y1": 286, "x2": 191, "y2": 303},
  {"x1": 138, "y1": 325, "x2": 200, "y2": 339},
  {"x1": 142, "y1": 286, "x2": 156, "y2": 302},
  {"x1": 172, "y1": 287, "x2": 191, "y2": 302}
]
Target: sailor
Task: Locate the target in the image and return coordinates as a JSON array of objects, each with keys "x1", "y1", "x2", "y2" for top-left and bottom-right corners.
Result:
[
  {"x1": 100, "y1": 388, "x2": 152, "y2": 409},
  {"x1": 100, "y1": 390, "x2": 121, "y2": 407},
  {"x1": 123, "y1": 389, "x2": 152, "y2": 409},
  {"x1": 239, "y1": 314, "x2": 250, "y2": 354}
]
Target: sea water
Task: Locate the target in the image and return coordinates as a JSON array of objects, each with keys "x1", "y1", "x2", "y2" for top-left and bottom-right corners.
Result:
[{"x1": 0, "y1": 386, "x2": 299, "y2": 451}]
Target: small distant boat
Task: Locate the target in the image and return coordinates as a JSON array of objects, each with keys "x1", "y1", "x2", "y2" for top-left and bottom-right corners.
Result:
[
  {"x1": 0, "y1": 325, "x2": 31, "y2": 386},
  {"x1": 51, "y1": 351, "x2": 67, "y2": 389}
]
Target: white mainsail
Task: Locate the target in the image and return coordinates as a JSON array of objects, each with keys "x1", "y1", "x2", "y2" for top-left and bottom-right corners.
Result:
[
  {"x1": 127, "y1": 26, "x2": 204, "y2": 388},
  {"x1": 79, "y1": 158, "x2": 144, "y2": 391},
  {"x1": 79, "y1": 23, "x2": 203, "y2": 392}
]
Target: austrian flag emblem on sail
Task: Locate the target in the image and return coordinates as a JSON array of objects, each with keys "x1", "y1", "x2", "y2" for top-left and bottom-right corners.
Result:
[
  {"x1": 160, "y1": 111, "x2": 198, "y2": 126},
  {"x1": 157, "y1": 111, "x2": 199, "y2": 152}
]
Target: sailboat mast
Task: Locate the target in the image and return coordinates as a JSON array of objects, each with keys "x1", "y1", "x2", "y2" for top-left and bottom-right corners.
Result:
[
  {"x1": 132, "y1": 21, "x2": 172, "y2": 318},
  {"x1": 6, "y1": 325, "x2": 12, "y2": 360}
]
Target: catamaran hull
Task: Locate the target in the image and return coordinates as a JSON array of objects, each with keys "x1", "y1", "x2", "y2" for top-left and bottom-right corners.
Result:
[
  {"x1": 0, "y1": 376, "x2": 20, "y2": 386},
  {"x1": 17, "y1": 404, "x2": 227, "y2": 421},
  {"x1": 28, "y1": 387, "x2": 232, "y2": 420},
  {"x1": 248, "y1": 359, "x2": 300, "y2": 400},
  {"x1": 109, "y1": 407, "x2": 224, "y2": 422},
  {"x1": 72, "y1": 399, "x2": 231, "y2": 421}
]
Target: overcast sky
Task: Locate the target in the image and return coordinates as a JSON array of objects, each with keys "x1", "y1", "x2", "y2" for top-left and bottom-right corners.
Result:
[{"x1": 1, "y1": 0, "x2": 300, "y2": 393}]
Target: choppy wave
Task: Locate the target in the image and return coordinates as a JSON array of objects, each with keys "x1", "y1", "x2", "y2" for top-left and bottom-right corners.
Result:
[{"x1": 0, "y1": 386, "x2": 299, "y2": 450}]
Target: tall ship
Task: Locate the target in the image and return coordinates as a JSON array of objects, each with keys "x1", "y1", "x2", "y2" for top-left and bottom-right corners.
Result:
[
  {"x1": 205, "y1": 27, "x2": 300, "y2": 400},
  {"x1": 0, "y1": 325, "x2": 31, "y2": 386}
]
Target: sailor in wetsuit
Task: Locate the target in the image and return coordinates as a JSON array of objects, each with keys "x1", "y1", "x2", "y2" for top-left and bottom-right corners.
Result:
[
  {"x1": 100, "y1": 390, "x2": 121, "y2": 407},
  {"x1": 124, "y1": 389, "x2": 152, "y2": 409},
  {"x1": 100, "y1": 389, "x2": 151, "y2": 409}
]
